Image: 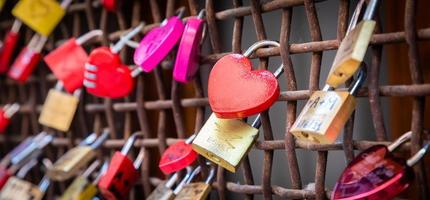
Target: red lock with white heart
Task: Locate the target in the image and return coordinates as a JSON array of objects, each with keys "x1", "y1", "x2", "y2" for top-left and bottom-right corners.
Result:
[
  {"x1": 208, "y1": 41, "x2": 281, "y2": 119},
  {"x1": 159, "y1": 134, "x2": 197, "y2": 174},
  {"x1": 98, "y1": 133, "x2": 144, "y2": 200}
]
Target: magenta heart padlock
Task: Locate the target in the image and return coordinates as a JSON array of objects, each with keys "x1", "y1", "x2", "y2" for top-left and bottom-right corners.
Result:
[
  {"x1": 133, "y1": 16, "x2": 185, "y2": 73},
  {"x1": 173, "y1": 10, "x2": 206, "y2": 83}
]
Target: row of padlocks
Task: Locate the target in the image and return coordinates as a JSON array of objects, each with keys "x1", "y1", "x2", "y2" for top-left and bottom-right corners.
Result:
[{"x1": 0, "y1": 0, "x2": 429, "y2": 199}]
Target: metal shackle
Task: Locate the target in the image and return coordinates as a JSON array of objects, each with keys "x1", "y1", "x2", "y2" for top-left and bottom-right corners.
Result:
[
  {"x1": 348, "y1": 68, "x2": 367, "y2": 96},
  {"x1": 386, "y1": 131, "x2": 430, "y2": 167}
]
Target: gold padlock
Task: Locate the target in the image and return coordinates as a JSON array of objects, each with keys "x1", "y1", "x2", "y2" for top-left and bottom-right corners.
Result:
[
  {"x1": 325, "y1": 0, "x2": 377, "y2": 88},
  {"x1": 146, "y1": 167, "x2": 193, "y2": 200},
  {"x1": 174, "y1": 164, "x2": 216, "y2": 200},
  {"x1": 291, "y1": 69, "x2": 366, "y2": 144},
  {"x1": 47, "y1": 130, "x2": 109, "y2": 181},
  {"x1": 0, "y1": 159, "x2": 50, "y2": 200},
  {"x1": 38, "y1": 82, "x2": 80, "y2": 132},
  {"x1": 192, "y1": 114, "x2": 260, "y2": 172},
  {"x1": 60, "y1": 160, "x2": 107, "y2": 200}
]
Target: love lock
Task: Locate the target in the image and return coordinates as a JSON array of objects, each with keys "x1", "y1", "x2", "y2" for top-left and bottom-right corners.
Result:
[
  {"x1": 44, "y1": 30, "x2": 103, "y2": 93},
  {"x1": 0, "y1": 20, "x2": 21, "y2": 74},
  {"x1": 101, "y1": 0, "x2": 118, "y2": 12},
  {"x1": 84, "y1": 23, "x2": 143, "y2": 99},
  {"x1": 0, "y1": 103, "x2": 20, "y2": 134},
  {"x1": 133, "y1": 10, "x2": 185, "y2": 74},
  {"x1": 159, "y1": 134, "x2": 198, "y2": 175}
]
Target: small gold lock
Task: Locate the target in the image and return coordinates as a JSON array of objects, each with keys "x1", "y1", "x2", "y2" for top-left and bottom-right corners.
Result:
[
  {"x1": 48, "y1": 131, "x2": 109, "y2": 181},
  {"x1": 325, "y1": 0, "x2": 378, "y2": 88},
  {"x1": 291, "y1": 69, "x2": 366, "y2": 144},
  {"x1": 0, "y1": 177, "x2": 43, "y2": 200},
  {"x1": 174, "y1": 164, "x2": 215, "y2": 200},
  {"x1": 38, "y1": 82, "x2": 80, "y2": 132},
  {"x1": 192, "y1": 114, "x2": 259, "y2": 172},
  {"x1": 146, "y1": 167, "x2": 193, "y2": 200}
]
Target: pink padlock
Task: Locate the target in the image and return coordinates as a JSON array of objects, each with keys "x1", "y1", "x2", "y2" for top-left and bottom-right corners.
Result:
[
  {"x1": 173, "y1": 10, "x2": 206, "y2": 83},
  {"x1": 133, "y1": 16, "x2": 185, "y2": 73}
]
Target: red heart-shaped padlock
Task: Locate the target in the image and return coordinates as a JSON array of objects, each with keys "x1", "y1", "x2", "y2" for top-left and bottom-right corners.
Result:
[
  {"x1": 208, "y1": 54, "x2": 280, "y2": 119},
  {"x1": 84, "y1": 47, "x2": 134, "y2": 98},
  {"x1": 159, "y1": 140, "x2": 197, "y2": 175}
]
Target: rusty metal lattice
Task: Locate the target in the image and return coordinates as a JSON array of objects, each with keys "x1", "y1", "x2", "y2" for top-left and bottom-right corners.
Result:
[{"x1": 0, "y1": 0, "x2": 429, "y2": 199}]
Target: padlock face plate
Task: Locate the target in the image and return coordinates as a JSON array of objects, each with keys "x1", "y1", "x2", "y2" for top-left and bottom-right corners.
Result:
[
  {"x1": 48, "y1": 146, "x2": 95, "y2": 181},
  {"x1": 12, "y1": 0, "x2": 65, "y2": 36},
  {"x1": 38, "y1": 89, "x2": 79, "y2": 132},
  {"x1": 327, "y1": 20, "x2": 376, "y2": 88},
  {"x1": 291, "y1": 91, "x2": 356, "y2": 144},
  {"x1": 192, "y1": 114, "x2": 259, "y2": 172},
  {"x1": 146, "y1": 183, "x2": 175, "y2": 200},
  {"x1": 98, "y1": 151, "x2": 140, "y2": 200},
  {"x1": 174, "y1": 183, "x2": 211, "y2": 200},
  {"x1": 0, "y1": 177, "x2": 44, "y2": 200}
]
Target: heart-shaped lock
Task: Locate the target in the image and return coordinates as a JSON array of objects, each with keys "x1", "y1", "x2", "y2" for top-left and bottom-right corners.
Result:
[
  {"x1": 84, "y1": 47, "x2": 133, "y2": 99},
  {"x1": 332, "y1": 131, "x2": 429, "y2": 200},
  {"x1": 208, "y1": 50, "x2": 280, "y2": 119},
  {"x1": 173, "y1": 10, "x2": 205, "y2": 83},
  {"x1": 134, "y1": 16, "x2": 184, "y2": 73},
  {"x1": 101, "y1": 0, "x2": 118, "y2": 12},
  {"x1": 159, "y1": 134, "x2": 197, "y2": 175}
]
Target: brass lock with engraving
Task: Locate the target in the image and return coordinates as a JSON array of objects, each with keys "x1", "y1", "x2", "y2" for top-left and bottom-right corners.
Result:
[
  {"x1": 0, "y1": 159, "x2": 51, "y2": 200},
  {"x1": 38, "y1": 82, "x2": 80, "y2": 132},
  {"x1": 174, "y1": 164, "x2": 216, "y2": 200},
  {"x1": 192, "y1": 114, "x2": 261, "y2": 172},
  {"x1": 291, "y1": 69, "x2": 366, "y2": 144},
  {"x1": 326, "y1": 0, "x2": 377, "y2": 88},
  {"x1": 146, "y1": 167, "x2": 193, "y2": 200},
  {"x1": 59, "y1": 160, "x2": 108, "y2": 200},
  {"x1": 47, "y1": 130, "x2": 109, "y2": 181}
]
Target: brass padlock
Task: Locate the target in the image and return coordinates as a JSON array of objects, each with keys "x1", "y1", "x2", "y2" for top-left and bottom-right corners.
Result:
[
  {"x1": 146, "y1": 167, "x2": 193, "y2": 200},
  {"x1": 325, "y1": 0, "x2": 377, "y2": 88},
  {"x1": 0, "y1": 159, "x2": 51, "y2": 200},
  {"x1": 291, "y1": 69, "x2": 366, "y2": 144},
  {"x1": 47, "y1": 130, "x2": 109, "y2": 181},
  {"x1": 192, "y1": 114, "x2": 261, "y2": 172},
  {"x1": 38, "y1": 81, "x2": 80, "y2": 132},
  {"x1": 174, "y1": 164, "x2": 216, "y2": 200},
  {"x1": 60, "y1": 160, "x2": 108, "y2": 200}
]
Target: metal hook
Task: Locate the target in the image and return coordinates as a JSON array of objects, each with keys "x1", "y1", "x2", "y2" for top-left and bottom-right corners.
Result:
[
  {"x1": 185, "y1": 134, "x2": 197, "y2": 144},
  {"x1": 346, "y1": 0, "x2": 366, "y2": 33},
  {"x1": 93, "y1": 160, "x2": 109, "y2": 184},
  {"x1": 75, "y1": 30, "x2": 103, "y2": 45},
  {"x1": 243, "y1": 40, "x2": 280, "y2": 57},
  {"x1": 387, "y1": 131, "x2": 412, "y2": 152},
  {"x1": 111, "y1": 22, "x2": 145, "y2": 54},
  {"x1": 165, "y1": 166, "x2": 193, "y2": 189},
  {"x1": 16, "y1": 159, "x2": 38, "y2": 178},
  {"x1": 407, "y1": 142, "x2": 430, "y2": 166},
  {"x1": 348, "y1": 67, "x2": 367, "y2": 96},
  {"x1": 121, "y1": 132, "x2": 144, "y2": 155},
  {"x1": 90, "y1": 129, "x2": 109, "y2": 149},
  {"x1": 82, "y1": 160, "x2": 101, "y2": 179},
  {"x1": 3, "y1": 103, "x2": 20, "y2": 118},
  {"x1": 363, "y1": 0, "x2": 379, "y2": 20}
]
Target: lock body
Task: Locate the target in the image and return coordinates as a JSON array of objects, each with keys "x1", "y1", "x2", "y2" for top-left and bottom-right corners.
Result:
[
  {"x1": 326, "y1": 20, "x2": 375, "y2": 88},
  {"x1": 291, "y1": 91, "x2": 356, "y2": 144},
  {"x1": 0, "y1": 31, "x2": 19, "y2": 74},
  {"x1": 60, "y1": 176, "x2": 98, "y2": 200},
  {"x1": 0, "y1": 166, "x2": 11, "y2": 189},
  {"x1": 98, "y1": 151, "x2": 140, "y2": 200},
  {"x1": 0, "y1": 111, "x2": 10, "y2": 134},
  {"x1": 8, "y1": 47, "x2": 42, "y2": 83},
  {"x1": 47, "y1": 146, "x2": 96, "y2": 181},
  {"x1": 38, "y1": 89, "x2": 79, "y2": 132},
  {"x1": 0, "y1": 177, "x2": 44, "y2": 200},
  {"x1": 174, "y1": 182, "x2": 211, "y2": 200},
  {"x1": 102, "y1": 0, "x2": 117, "y2": 12},
  {"x1": 192, "y1": 114, "x2": 259, "y2": 172},
  {"x1": 146, "y1": 183, "x2": 175, "y2": 200},
  {"x1": 44, "y1": 38, "x2": 88, "y2": 93},
  {"x1": 159, "y1": 140, "x2": 198, "y2": 175}
]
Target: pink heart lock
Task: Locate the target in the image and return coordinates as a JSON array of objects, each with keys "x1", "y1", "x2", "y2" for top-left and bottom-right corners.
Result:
[
  {"x1": 134, "y1": 16, "x2": 185, "y2": 73},
  {"x1": 173, "y1": 11, "x2": 205, "y2": 83}
]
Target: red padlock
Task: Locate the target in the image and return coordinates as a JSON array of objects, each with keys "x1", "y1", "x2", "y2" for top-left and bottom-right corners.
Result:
[
  {"x1": 159, "y1": 134, "x2": 198, "y2": 175},
  {"x1": 0, "y1": 166, "x2": 11, "y2": 190},
  {"x1": 84, "y1": 24, "x2": 143, "y2": 99},
  {"x1": 101, "y1": 0, "x2": 118, "y2": 12},
  {"x1": 0, "y1": 103, "x2": 20, "y2": 134},
  {"x1": 98, "y1": 133, "x2": 144, "y2": 200},
  {"x1": 8, "y1": 35, "x2": 46, "y2": 83},
  {"x1": 0, "y1": 20, "x2": 22, "y2": 74},
  {"x1": 44, "y1": 30, "x2": 103, "y2": 93}
]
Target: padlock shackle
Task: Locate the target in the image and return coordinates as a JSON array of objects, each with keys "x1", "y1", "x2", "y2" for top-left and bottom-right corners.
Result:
[
  {"x1": 11, "y1": 20, "x2": 22, "y2": 34},
  {"x1": 38, "y1": 176, "x2": 50, "y2": 193},
  {"x1": 90, "y1": 130, "x2": 110, "y2": 149},
  {"x1": 173, "y1": 168, "x2": 193, "y2": 194},
  {"x1": 407, "y1": 142, "x2": 430, "y2": 166},
  {"x1": 11, "y1": 132, "x2": 52, "y2": 166},
  {"x1": 243, "y1": 40, "x2": 280, "y2": 57},
  {"x1": 76, "y1": 30, "x2": 103, "y2": 45},
  {"x1": 79, "y1": 133, "x2": 98, "y2": 146},
  {"x1": 133, "y1": 148, "x2": 145, "y2": 169},
  {"x1": 387, "y1": 131, "x2": 412, "y2": 152},
  {"x1": 3, "y1": 103, "x2": 20, "y2": 118},
  {"x1": 165, "y1": 166, "x2": 192, "y2": 189},
  {"x1": 176, "y1": 7, "x2": 186, "y2": 19},
  {"x1": 121, "y1": 132, "x2": 144, "y2": 155},
  {"x1": 16, "y1": 159, "x2": 38, "y2": 179},
  {"x1": 82, "y1": 160, "x2": 101, "y2": 179},
  {"x1": 348, "y1": 68, "x2": 367, "y2": 96},
  {"x1": 93, "y1": 160, "x2": 109, "y2": 184},
  {"x1": 60, "y1": 0, "x2": 73, "y2": 8},
  {"x1": 185, "y1": 134, "x2": 197, "y2": 144},
  {"x1": 346, "y1": 0, "x2": 366, "y2": 33},
  {"x1": 205, "y1": 165, "x2": 216, "y2": 184},
  {"x1": 111, "y1": 22, "x2": 145, "y2": 54},
  {"x1": 363, "y1": 0, "x2": 379, "y2": 20}
]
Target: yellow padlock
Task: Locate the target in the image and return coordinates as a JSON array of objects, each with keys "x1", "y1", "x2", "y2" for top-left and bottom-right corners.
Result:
[
  {"x1": 291, "y1": 69, "x2": 366, "y2": 144},
  {"x1": 11, "y1": 0, "x2": 66, "y2": 36},
  {"x1": 325, "y1": 0, "x2": 377, "y2": 88}
]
